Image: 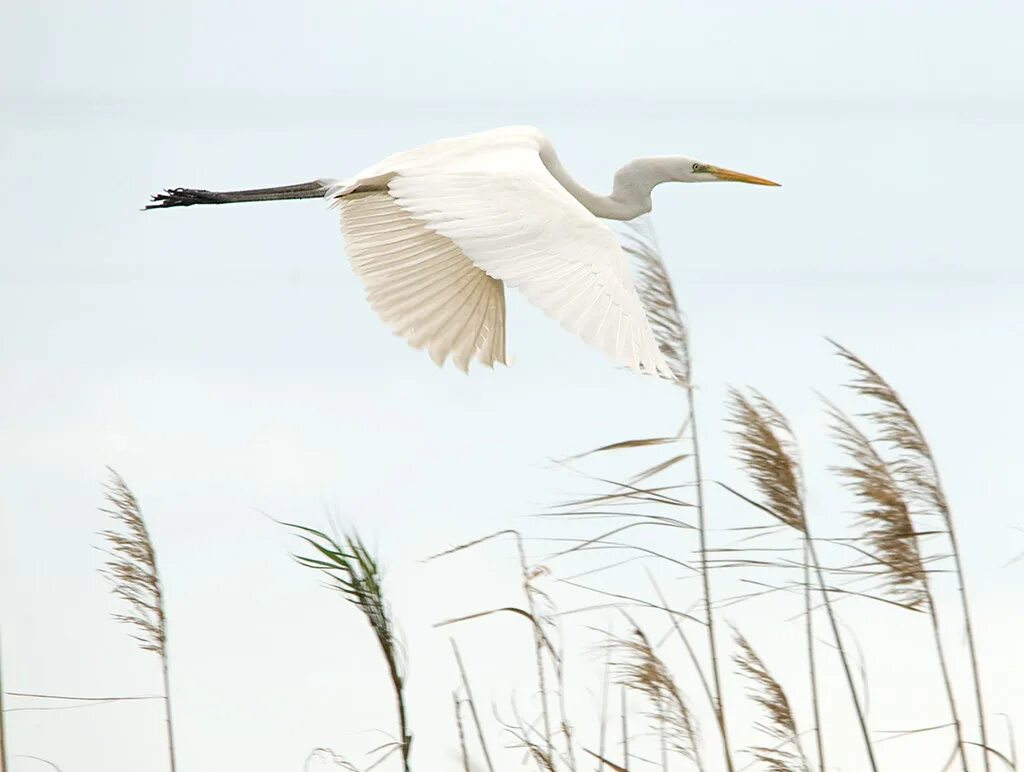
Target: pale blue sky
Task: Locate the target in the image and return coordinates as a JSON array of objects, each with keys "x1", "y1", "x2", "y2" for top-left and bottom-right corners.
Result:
[{"x1": 2, "y1": 2, "x2": 1023, "y2": 771}]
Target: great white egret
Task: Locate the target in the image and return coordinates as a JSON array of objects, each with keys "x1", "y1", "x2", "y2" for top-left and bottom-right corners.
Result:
[{"x1": 147, "y1": 126, "x2": 778, "y2": 376}]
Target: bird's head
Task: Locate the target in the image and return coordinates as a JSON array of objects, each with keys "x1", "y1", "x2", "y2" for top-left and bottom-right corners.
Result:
[{"x1": 674, "y1": 158, "x2": 780, "y2": 186}]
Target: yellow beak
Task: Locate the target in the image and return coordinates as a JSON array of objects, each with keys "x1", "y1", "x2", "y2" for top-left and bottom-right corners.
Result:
[{"x1": 708, "y1": 165, "x2": 780, "y2": 187}]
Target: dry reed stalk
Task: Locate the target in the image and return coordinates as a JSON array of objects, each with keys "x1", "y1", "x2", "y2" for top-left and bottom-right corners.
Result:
[
  {"x1": 519, "y1": 739, "x2": 559, "y2": 772},
  {"x1": 428, "y1": 529, "x2": 563, "y2": 766},
  {"x1": 830, "y1": 404, "x2": 969, "y2": 769},
  {"x1": 0, "y1": 632, "x2": 9, "y2": 772},
  {"x1": 804, "y1": 543, "x2": 825, "y2": 772},
  {"x1": 649, "y1": 576, "x2": 720, "y2": 741},
  {"x1": 832, "y1": 340, "x2": 991, "y2": 770},
  {"x1": 437, "y1": 605, "x2": 567, "y2": 772},
  {"x1": 98, "y1": 470, "x2": 176, "y2": 772},
  {"x1": 503, "y1": 705, "x2": 559, "y2": 772},
  {"x1": 516, "y1": 536, "x2": 555, "y2": 763},
  {"x1": 286, "y1": 523, "x2": 410, "y2": 771},
  {"x1": 596, "y1": 644, "x2": 612, "y2": 771},
  {"x1": 607, "y1": 626, "x2": 704, "y2": 771},
  {"x1": 731, "y1": 628, "x2": 810, "y2": 772},
  {"x1": 658, "y1": 691, "x2": 668, "y2": 771},
  {"x1": 451, "y1": 639, "x2": 495, "y2": 772},
  {"x1": 584, "y1": 749, "x2": 629, "y2": 772},
  {"x1": 1001, "y1": 715, "x2": 1016, "y2": 770},
  {"x1": 8, "y1": 758, "x2": 62, "y2": 772},
  {"x1": 620, "y1": 687, "x2": 629, "y2": 771},
  {"x1": 553, "y1": 634, "x2": 578, "y2": 772},
  {"x1": 303, "y1": 747, "x2": 360, "y2": 772},
  {"x1": 727, "y1": 391, "x2": 879, "y2": 771},
  {"x1": 624, "y1": 220, "x2": 734, "y2": 772},
  {"x1": 453, "y1": 692, "x2": 471, "y2": 772},
  {"x1": 436, "y1": 605, "x2": 575, "y2": 772},
  {"x1": 685, "y1": 389, "x2": 731, "y2": 772}
]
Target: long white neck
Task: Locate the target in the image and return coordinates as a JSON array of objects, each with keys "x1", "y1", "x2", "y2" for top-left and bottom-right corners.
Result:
[{"x1": 539, "y1": 142, "x2": 692, "y2": 221}]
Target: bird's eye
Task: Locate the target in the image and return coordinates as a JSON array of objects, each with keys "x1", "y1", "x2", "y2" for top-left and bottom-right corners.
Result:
[{"x1": 691, "y1": 162, "x2": 700, "y2": 173}]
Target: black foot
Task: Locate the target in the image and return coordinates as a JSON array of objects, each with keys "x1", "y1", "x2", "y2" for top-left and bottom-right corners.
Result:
[{"x1": 145, "y1": 188, "x2": 227, "y2": 209}]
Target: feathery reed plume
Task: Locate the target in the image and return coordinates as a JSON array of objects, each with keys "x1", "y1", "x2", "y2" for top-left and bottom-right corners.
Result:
[
  {"x1": 731, "y1": 628, "x2": 810, "y2": 772},
  {"x1": 829, "y1": 406, "x2": 929, "y2": 609},
  {"x1": 97, "y1": 469, "x2": 176, "y2": 772},
  {"x1": 727, "y1": 390, "x2": 805, "y2": 533},
  {"x1": 832, "y1": 340, "x2": 990, "y2": 770},
  {"x1": 286, "y1": 523, "x2": 410, "y2": 772},
  {"x1": 830, "y1": 402, "x2": 969, "y2": 769},
  {"x1": 620, "y1": 222, "x2": 690, "y2": 385},
  {"x1": 727, "y1": 391, "x2": 821, "y2": 765},
  {"x1": 726, "y1": 391, "x2": 878, "y2": 771},
  {"x1": 607, "y1": 626, "x2": 703, "y2": 771},
  {"x1": 831, "y1": 341, "x2": 949, "y2": 525},
  {"x1": 99, "y1": 473, "x2": 166, "y2": 653},
  {"x1": 624, "y1": 218, "x2": 734, "y2": 772}
]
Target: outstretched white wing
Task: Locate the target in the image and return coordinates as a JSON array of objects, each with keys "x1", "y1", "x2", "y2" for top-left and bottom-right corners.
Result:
[
  {"x1": 339, "y1": 191, "x2": 506, "y2": 372},
  {"x1": 334, "y1": 126, "x2": 671, "y2": 377}
]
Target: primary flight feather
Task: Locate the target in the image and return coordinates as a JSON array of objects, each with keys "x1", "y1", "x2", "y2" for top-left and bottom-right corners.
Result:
[{"x1": 147, "y1": 126, "x2": 778, "y2": 377}]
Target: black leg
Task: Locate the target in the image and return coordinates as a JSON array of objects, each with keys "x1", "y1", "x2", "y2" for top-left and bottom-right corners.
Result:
[{"x1": 145, "y1": 181, "x2": 327, "y2": 210}]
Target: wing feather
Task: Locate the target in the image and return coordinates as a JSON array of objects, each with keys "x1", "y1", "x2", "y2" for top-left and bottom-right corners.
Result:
[
  {"x1": 386, "y1": 153, "x2": 671, "y2": 376},
  {"x1": 330, "y1": 126, "x2": 669, "y2": 377},
  {"x1": 338, "y1": 192, "x2": 506, "y2": 371}
]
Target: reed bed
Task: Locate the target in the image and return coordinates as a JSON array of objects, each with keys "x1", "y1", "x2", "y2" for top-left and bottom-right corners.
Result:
[{"x1": 3, "y1": 232, "x2": 1013, "y2": 772}]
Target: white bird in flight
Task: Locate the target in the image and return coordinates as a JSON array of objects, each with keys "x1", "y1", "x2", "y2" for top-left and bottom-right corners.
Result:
[{"x1": 148, "y1": 126, "x2": 778, "y2": 377}]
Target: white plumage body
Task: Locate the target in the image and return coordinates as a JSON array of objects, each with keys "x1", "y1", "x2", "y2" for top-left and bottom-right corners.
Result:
[{"x1": 326, "y1": 126, "x2": 673, "y2": 377}]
